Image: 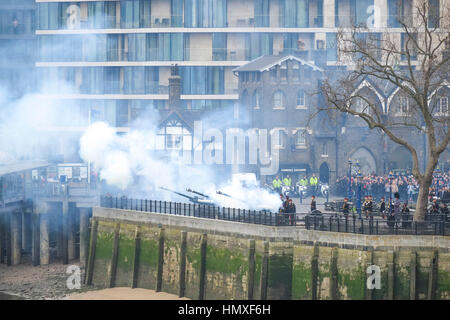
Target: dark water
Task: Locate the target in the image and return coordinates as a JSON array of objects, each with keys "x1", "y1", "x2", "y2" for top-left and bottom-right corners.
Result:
[{"x1": 0, "y1": 292, "x2": 26, "y2": 300}]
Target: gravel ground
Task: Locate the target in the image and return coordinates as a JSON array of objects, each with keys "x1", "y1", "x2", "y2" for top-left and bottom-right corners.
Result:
[{"x1": 0, "y1": 256, "x2": 101, "y2": 300}]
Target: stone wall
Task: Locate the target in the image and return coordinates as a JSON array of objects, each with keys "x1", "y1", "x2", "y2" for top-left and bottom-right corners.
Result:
[{"x1": 86, "y1": 208, "x2": 450, "y2": 300}]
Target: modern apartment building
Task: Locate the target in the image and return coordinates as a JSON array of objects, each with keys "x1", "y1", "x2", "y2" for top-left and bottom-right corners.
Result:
[
  {"x1": 0, "y1": 0, "x2": 36, "y2": 98},
  {"x1": 33, "y1": 0, "x2": 442, "y2": 129}
]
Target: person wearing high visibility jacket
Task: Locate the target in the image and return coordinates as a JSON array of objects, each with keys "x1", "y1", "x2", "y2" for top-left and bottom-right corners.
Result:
[
  {"x1": 309, "y1": 173, "x2": 318, "y2": 196},
  {"x1": 272, "y1": 176, "x2": 282, "y2": 194},
  {"x1": 309, "y1": 174, "x2": 318, "y2": 186},
  {"x1": 283, "y1": 176, "x2": 292, "y2": 187},
  {"x1": 299, "y1": 177, "x2": 308, "y2": 186}
]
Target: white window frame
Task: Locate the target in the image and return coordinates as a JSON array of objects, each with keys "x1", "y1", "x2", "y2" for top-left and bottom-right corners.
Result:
[
  {"x1": 296, "y1": 90, "x2": 306, "y2": 109},
  {"x1": 253, "y1": 91, "x2": 260, "y2": 110},
  {"x1": 436, "y1": 97, "x2": 449, "y2": 116},
  {"x1": 395, "y1": 96, "x2": 410, "y2": 116},
  {"x1": 273, "y1": 91, "x2": 285, "y2": 110}
]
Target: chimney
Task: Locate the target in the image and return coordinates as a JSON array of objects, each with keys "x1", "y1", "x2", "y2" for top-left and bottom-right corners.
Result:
[{"x1": 169, "y1": 64, "x2": 181, "y2": 110}]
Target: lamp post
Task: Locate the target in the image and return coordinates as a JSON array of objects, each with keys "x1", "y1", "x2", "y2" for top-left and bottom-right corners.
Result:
[
  {"x1": 435, "y1": 165, "x2": 441, "y2": 198},
  {"x1": 388, "y1": 171, "x2": 393, "y2": 215},
  {"x1": 357, "y1": 169, "x2": 362, "y2": 219},
  {"x1": 348, "y1": 159, "x2": 353, "y2": 201}
]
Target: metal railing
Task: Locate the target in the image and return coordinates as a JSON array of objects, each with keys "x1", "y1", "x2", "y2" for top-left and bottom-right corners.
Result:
[
  {"x1": 100, "y1": 195, "x2": 295, "y2": 227},
  {"x1": 305, "y1": 214, "x2": 448, "y2": 236}
]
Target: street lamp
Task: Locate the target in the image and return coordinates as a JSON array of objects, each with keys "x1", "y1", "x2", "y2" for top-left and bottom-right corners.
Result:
[
  {"x1": 348, "y1": 159, "x2": 353, "y2": 201},
  {"x1": 357, "y1": 169, "x2": 363, "y2": 219},
  {"x1": 388, "y1": 171, "x2": 393, "y2": 215},
  {"x1": 435, "y1": 165, "x2": 441, "y2": 197}
]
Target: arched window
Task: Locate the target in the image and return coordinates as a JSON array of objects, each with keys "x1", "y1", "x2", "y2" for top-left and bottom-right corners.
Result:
[
  {"x1": 273, "y1": 90, "x2": 285, "y2": 109},
  {"x1": 296, "y1": 90, "x2": 306, "y2": 108},
  {"x1": 252, "y1": 91, "x2": 260, "y2": 109}
]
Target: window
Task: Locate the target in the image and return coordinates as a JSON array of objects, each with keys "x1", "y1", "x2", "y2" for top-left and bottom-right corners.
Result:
[
  {"x1": 428, "y1": 0, "x2": 440, "y2": 28},
  {"x1": 273, "y1": 91, "x2": 285, "y2": 109},
  {"x1": 296, "y1": 90, "x2": 306, "y2": 108},
  {"x1": 184, "y1": 0, "x2": 227, "y2": 27},
  {"x1": 322, "y1": 143, "x2": 328, "y2": 155},
  {"x1": 401, "y1": 33, "x2": 418, "y2": 60},
  {"x1": 437, "y1": 97, "x2": 448, "y2": 115},
  {"x1": 270, "y1": 68, "x2": 277, "y2": 82},
  {"x1": 354, "y1": 97, "x2": 369, "y2": 113},
  {"x1": 326, "y1": 33, "x2": 338, "y2": 62},
  {"x1": 121, "y1": 0, "x2": 151, "y2": 28},
  {"x1": 254, "y1": 0, "x2": 270, "y2": 27},
  {"x1": 396, "y1": 96, "x2": 410, "y2": 115},
  {"x1": 157, "y1": 118, "x2": 192, "y2": 151},
  {"x1": 280, "y1": 64, "x2": 287, "y2": 81},
  {"x1": 296, "y1": 131, "x2": 306, "y2": 145},
  {"x1": 252, "y1": 91, "x2": 260, "y2": 109},
  {"x1": 388, "y1": 0, "x2": 412, "y2": 27},
  {"x1": 275, "y1": 130, "x2": 286, "y2": 148}
]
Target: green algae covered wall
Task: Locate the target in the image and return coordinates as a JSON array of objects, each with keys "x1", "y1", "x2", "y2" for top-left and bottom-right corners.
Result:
[
  {"x1": 91, "y1": 220, "x2": 116, "y2": 287},
  {"x1": 291, "y1": 244, "x2": 314, "y2": 299},
  {"x1": 184, "y1": 232, "x2": 203, "y2": 299},
  {"x1": 204, "y1": 235, "x2": 250, "y2": 300},
  {"x1": 267, "y1": 242, "x2": 293, "y2": 300},
  {"x1": 136, "y1": 226, "x2": 159, "y2": 290},
  {"x1": 437, "y1": 253, "x2": 450, "y2": 300},
  {"x1": 87, "y1": 218, "x2": 450, "y2": 300},
  {"x1": 115, "y1": 224, "x2": 136, "y2": 287},
  {"x1": 161, "y1": 228, "x2": 182, "y2": 296},
  {"x1": 336, "y1": 248, "x2": 368, "y2": 300}
]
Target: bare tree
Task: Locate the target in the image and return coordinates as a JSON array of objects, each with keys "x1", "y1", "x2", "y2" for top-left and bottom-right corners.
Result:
[{"x1": 320, "y1": 0, "x2": 450, "y2": 221}]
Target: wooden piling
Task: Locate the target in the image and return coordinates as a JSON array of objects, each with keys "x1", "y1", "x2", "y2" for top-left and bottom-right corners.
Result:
[
  {"x1": 85, "y1": 219, "x2": 98, "y2": 285},
  {"x1": 410, "y1": 252, "x2": 417, "y2": 300},
  {"x1": 247, "y1": 239, "x2": 256, "y2": 300},
  {"x1": 178, "y1": 231, "x2": 187, "y2": 298},
  {"x1": 156, "y1": 228, "x2": 165, "y2": 292},
  {"x1": 198, "y1": 233, "x2": 207, "y2": 300},
  {"x1": 311, "y1": 243, "x2": 319, "y2": 300},
  {"x1": 108, "y1": 223, "x2": 120, "y2": 288},
  {"x1": 131, "y1": 227, "x2": 141, "y2": 289},
  {"x1": 427, "y1": 249, "x2": 438, "y2": 300},
  {"x1": 260, "y1": 241, "x2": 269, "y2": 300}
]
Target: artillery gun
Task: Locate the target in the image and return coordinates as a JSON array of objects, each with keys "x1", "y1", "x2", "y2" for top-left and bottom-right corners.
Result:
[{"x1": 159, "y1": 186, "x2": 215, "y2": 205}]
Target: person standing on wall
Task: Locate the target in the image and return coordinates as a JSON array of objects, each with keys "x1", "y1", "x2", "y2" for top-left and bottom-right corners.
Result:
[{"x1": 310, "y1": 195, "x2": 317, "y2": 212}]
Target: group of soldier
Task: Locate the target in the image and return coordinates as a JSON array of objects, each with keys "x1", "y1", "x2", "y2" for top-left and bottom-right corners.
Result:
[{"x1": 272, "y1": 174, "x2": 319, "y2": 194}]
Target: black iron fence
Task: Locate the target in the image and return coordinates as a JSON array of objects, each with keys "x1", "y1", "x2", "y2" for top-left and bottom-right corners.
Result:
[
  {"x1": 305, "y1": 214, "x2": 448, "y2": 236},
  {"x1": 100, "y1": 195, "x2": 296, "y2": 227}
]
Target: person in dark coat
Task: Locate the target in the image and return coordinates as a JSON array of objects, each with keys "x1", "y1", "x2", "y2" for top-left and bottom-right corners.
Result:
[
  {"x1": 342, "y1": 198, "x2": 350, "y2": 216},
  {"x1": 379, "y1": 197, "x2": 386, "y2": 219},
  {"x1": 310, "y1": 195, "x2": 317, "y2": 212}
]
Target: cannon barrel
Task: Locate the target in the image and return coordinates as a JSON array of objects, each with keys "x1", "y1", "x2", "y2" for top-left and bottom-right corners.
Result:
[
  {"x1": 216, "y1": 190, "x2": 232, "y2": 198},
  {"x1": 159, "y1": 186, "x2": 196, "y2": 201},
  {"x1": 186, "y1": 188, "x2": 210, "y2": 198}
]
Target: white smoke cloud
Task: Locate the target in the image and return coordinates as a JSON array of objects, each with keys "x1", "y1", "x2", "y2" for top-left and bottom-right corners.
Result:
[{"x1": 79, "y1": 119, "x2": 282, "y2": 212}]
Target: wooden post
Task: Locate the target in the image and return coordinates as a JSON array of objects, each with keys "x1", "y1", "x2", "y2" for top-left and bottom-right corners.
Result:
[
  {"x1": 39, "y1": 213, "x2": 50, "y2": 265},
  {"x1": 31, "y1": 211, "x2": 40, "y2": 266},
  {"x1": 410, "y1": 252, "x2": 417, "y2": 300},
  {"x1": 311, "y1": 243, "x2": 319, "y2": 300},
  {"x1": 387, "y1": 251, "x2": 395, "y2": 300},
  {"x1": 62, "y1": 199, "x2": 69, "y2": 265},
  {"x1": 79, "y1": 208, "x2": 90, "y2": 268},
  {"x1": 330, "y1": 248, "x2": 338, "y2": 300},
  {"x1": 0, "y1": 212, "x2": 5, "y2": 264},
  {"x1": 260, "y1": 241, "x2": 269, "y2": 300},
  {"x1": 156, "y1": 228, "x2": 165, "y2": 292},
  {"x1": 247, "y1": 239, "x2": 256, "y2": 300},
  {"x1": 131, "y1": 227, "x2": 141, "y2": 289},
  {"x1": 366, "y1": 248, "x2": 374, "y2": 300},
  {"x1": 179, "y1": 231, "x2": 187, "y2": 298},
  {"x1": 11, "y1": 210, "x2": 22, "y2": 265},
  {"x1": 5, "y1": 212, "x2": 11, "y2": 266},
  {"x1": 427, "y1": 249, "x2": 438, "y2": 300},
  {"x1": 109, "y1": 223, "x2": 120, "y2": 288},
  {"x1": 68, "y1": 206, "x2": 76, "y2": 261},
  {"x1": 198, "y1": 233, "x2": 207, "y2": 300},
  {"x1": 85, "y1": 219, "x2": 98, "y2": 285}
]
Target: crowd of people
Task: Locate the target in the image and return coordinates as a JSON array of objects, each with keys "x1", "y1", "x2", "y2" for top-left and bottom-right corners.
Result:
[{"x1": 332, "y1": 171, "x2": 450, "y2": 203}]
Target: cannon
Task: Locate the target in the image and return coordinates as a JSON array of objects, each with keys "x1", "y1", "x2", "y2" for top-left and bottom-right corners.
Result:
[
  {"x1": 159, "y1": 187, "x2": 215, "y2": 206},
  {"x1": 186, "y1": 188, "x2": 210, "y2": 198}
]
